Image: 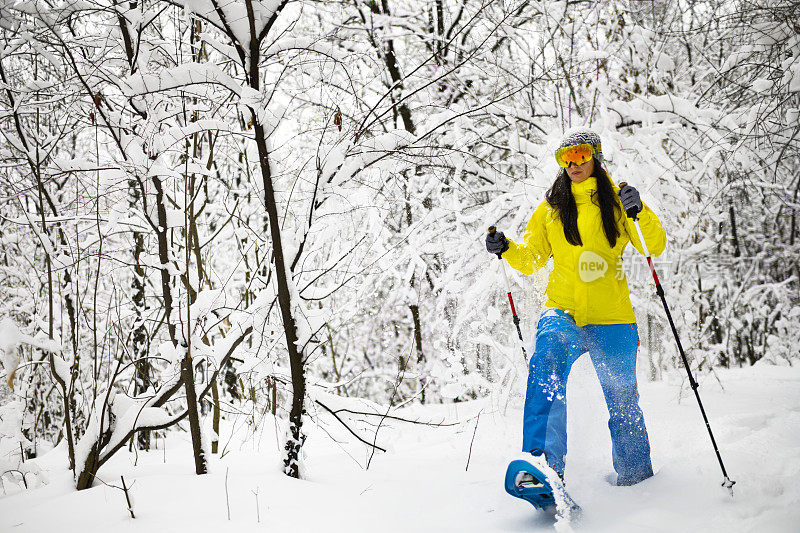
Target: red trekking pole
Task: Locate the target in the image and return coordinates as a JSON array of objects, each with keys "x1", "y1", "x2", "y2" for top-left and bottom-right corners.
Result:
[
  {"x1": 620, "y1": 184, "x2": 735, "y2": 494},
  {"x1": 488, "y1": 226, "x2": 527, "y2": 362}
]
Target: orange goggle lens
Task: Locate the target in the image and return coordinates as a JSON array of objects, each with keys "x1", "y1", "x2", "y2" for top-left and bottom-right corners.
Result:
[{"x1": 555, "y1": 143, "x2": 598, "y2": 168}]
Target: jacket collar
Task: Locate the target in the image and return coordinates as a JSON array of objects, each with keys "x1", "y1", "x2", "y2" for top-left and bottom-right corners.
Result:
[{"x1": 570, "y1": 176, "x2": 597, "y2": 203}]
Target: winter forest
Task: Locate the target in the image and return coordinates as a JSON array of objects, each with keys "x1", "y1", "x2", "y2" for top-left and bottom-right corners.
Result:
[{"x1": 0, "y1": 0, "x2": 798, "y2": 531}]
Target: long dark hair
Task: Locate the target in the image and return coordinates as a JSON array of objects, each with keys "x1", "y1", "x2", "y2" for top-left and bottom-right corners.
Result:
[{"x1": 545, "y1": 162, "x2": 621, "y2": 248}]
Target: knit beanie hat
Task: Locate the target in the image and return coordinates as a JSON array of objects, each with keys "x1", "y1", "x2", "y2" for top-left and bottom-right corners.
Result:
[{"x1": 558, "y1": 128, "x2": 603, "y2": 165}]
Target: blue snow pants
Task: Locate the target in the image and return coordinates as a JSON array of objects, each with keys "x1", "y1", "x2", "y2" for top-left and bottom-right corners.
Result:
[{"x1": 522, "y1": 308, "x2": 654, "y2": 485}]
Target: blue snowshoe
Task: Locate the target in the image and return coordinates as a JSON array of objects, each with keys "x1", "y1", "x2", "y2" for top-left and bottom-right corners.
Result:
[{"x1": 504, "y1": 459, "x2": 580, "y2": 514}]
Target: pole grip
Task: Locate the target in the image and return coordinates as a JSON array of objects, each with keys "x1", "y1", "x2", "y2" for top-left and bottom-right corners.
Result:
[
  {"x1": 488, "y1": 226, "x2": 503, "y2": 259},
  {"x1": 619, "y1": 182, "x2": 658, "y2": 285},
  {"x1": 618, "y1": 181, "x2": 641, "y2": 220}
]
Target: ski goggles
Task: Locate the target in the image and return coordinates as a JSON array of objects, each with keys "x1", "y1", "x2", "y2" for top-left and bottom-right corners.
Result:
[{"x1": 555, "y1": 143, "x2": 600, "y2": 168}]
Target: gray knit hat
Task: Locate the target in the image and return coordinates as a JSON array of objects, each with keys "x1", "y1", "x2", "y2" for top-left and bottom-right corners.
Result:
[{"x1": 557, "y1": 128, "x2": 603, "y2": 165}]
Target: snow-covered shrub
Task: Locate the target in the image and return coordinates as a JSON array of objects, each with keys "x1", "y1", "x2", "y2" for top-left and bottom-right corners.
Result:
[{"x1": 0, "y1": 400, "x2": 46, "y2": 495}]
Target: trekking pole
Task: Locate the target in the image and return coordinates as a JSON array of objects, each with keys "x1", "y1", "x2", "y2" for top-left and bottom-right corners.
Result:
[
  {"x1": 619, "y1": 184, "x2": 735, "y2": 495},
  {"x1": 488, "y1": 226, "x2": 527, "y2": 362}
]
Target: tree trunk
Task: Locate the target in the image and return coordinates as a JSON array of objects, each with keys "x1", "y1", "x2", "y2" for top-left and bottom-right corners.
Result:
[
  {"x1": 75, "y1": 437, "x2": 103, "y2": 490},
  {"x1": 244, "y1": 0, "x2": 305, "y2": 478},
  {"x1": 131, "y1": 182, "x2": 150, "y2": 450},
  {"x1": 211, "y1": 378, "x2": 220, "y2": 454},
  {"x1": 181, "y1": 351, "x2": 207, "y2": 474},
  {"x1": 409, "y1": 303, "x2": 425, "y2": 403},
  {"x1": 253, "y1": 120, "x2": 306, "y2": 478},
  {"x1": 118, "y1": 8, "x2": 151, "y2": 450},
  {"x1": 153, "y1": 174, "x2": 206, "y2": 474}
]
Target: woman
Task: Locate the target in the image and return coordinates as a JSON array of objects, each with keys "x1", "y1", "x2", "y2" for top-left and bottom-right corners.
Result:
[{"x1": 486, "y1": 128, "x2": 666, "y2": 486}]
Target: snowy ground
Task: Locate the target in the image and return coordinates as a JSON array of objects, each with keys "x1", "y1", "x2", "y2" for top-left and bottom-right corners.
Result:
[{"x1": 2, "y1": 359, "x2": 799, "y2": 532}]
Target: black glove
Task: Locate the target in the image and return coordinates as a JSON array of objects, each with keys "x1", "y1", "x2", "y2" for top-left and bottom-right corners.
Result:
[
  {"x1": 486, "y1": 226, "x2": 509, "y2": 257},
  {"x1": 618, "y1": 183, "x2": 643, "y2": 218}
]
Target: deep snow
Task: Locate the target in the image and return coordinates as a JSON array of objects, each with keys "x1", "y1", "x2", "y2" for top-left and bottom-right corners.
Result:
[{"x1": 1, "y1": 359, "x2": 798, "y2": 532}]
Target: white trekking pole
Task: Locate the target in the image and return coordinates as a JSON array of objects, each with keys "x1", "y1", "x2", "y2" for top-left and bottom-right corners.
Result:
[
  {"x1": 488, "y1": 226, "x2": 527, "y2": 362},
  {"x1": 620, "y1": 182, "x2": 735, "y2": 495}
]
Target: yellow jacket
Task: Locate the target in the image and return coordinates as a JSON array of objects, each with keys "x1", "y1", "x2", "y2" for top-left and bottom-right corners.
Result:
[{"x1": 502, "y1": 177, "x2": 666, "y2": 326}]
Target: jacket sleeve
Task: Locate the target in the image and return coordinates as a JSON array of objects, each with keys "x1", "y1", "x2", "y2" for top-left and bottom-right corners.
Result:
[
  {"x1": 501, "y1": 201, "x2": 552, "y2": 275},
  {"x1": 624, "y1": 202, "x2": 667, "y2": 257}
]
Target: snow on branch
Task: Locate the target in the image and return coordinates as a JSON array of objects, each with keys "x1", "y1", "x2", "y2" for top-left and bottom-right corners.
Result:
[
  {"x1": 322, "y1": 130, "x2": 416, "y2": 186},
  {"x1": 88, "y1": 325, "x2": 255, "y2": 469},
  {"x1": 120, "y1": 63, "x2": 242, "y2": 98},
  {"x1": 0, "y1": 318, "x2": 62, "y2": 389},
  {"x1": 176, "y1": 0, "x2": 283, "y2": 47},
  {"x1": 264, "y1": 37, "x2": 345, "y2": 62},
  {"x1": 156, "y1": 120, "x2": 238, "y2": 152},
  {"x1": 609, "y1": 94, "x2": 726, "y2": 131}
]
